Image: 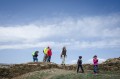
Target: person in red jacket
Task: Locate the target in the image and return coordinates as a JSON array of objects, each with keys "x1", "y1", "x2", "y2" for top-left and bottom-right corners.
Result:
[{"x1": 47, "y1": 48, "x2": 52, "y2": 62}]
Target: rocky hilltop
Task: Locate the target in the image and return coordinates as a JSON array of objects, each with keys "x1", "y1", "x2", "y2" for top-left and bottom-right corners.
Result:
[{"x1": 0, "y1": 57, "x2": 120, "y2": 79}]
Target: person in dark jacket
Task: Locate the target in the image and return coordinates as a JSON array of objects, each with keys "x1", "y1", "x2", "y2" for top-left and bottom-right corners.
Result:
[
  {"x1": 32, "y1": 51, "x2": 39, "y2": 62},
  {"x1": 61, "y1": 46, "x2": 67, "y2": 65},
  {"x1": 77, "y1": 56, "x2": 84, "y2": 73}
]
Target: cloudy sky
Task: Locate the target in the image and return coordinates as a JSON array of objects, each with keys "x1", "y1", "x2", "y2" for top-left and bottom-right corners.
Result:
[{"x1": 0, "y1": 0, "x2": 120, "y2": 64}]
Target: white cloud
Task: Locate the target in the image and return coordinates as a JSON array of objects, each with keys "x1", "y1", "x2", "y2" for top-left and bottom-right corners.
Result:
[
  {"x1": 0, "y1": 25, "x2": 60, "y2": 43},
  {"x1": 66, "y1": 39, "x2": 120, "y2": 49},
  {"x1": 0, "y1": 41, "x2": 70, "y2": 50},
  {"x1": 0, "y1": 39, "x2": 119, "y2": 50},
  {"x1": 87, "y1": 58, "x2": 106, "y2": 64},
  {"x1": 67, "y1": 58, "x2": 106, "y2": 64},
  {"x1": 0, "y1": 14, "x2": 120, "y2": 49},
  {"x1": 68, "y1": 60, "x2": 77, "y2": 64}
]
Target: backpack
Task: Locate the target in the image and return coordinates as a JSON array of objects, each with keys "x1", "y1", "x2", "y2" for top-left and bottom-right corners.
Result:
[
  {"x1": 78, "y1": 59, "x2": 82, "y2": 65},
  {"x1": 43, "y1": 48, "x2": 48, "y2": 54},
  {"x1": 32, "y1": 52, "x2": 35, "y2": 56}
]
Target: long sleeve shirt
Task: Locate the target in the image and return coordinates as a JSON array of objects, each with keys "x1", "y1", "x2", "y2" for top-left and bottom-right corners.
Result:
[
  {"x1": 93, "y1": 58, "x2": 98, "y2": 65},
  {"x1": 77, "y1": 59, "x2": 82, "y2": 65},
  {"x1": 47, "y1": 49, "x2": 52, "y2": 56}
]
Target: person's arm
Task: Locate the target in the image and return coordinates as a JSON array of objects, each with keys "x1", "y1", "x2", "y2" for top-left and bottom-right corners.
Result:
[
  {"x1": 65, "y1": 50, "x2": 67, "y2": 57},
  {"x1": 77, "y1": 59, "x2": 79, "y2": 65},
  {"x1": 51, "y1": 51, "x2": 52, "y2": 56},
  {"x1": 37, "y1": 54, "x2": 38, "y2": 57},
  {"x1": 81, "y1": 60, "x2": 82, "y2": 64},
  {"x1": 60, "y1": 52, "x2": 62, "y2": 58},
  {"x1": 47, "y1": 50, "x2": 49, "y2": 56},
  {"x1": 96, "y1": 59, "x2": 98, "y2": 63},
  {"x1": 94, "y1": 59, "x2": 98, "y2": 63},
  {"x1": 93, "y1": 59, "x2": 95, "y2": 63}
]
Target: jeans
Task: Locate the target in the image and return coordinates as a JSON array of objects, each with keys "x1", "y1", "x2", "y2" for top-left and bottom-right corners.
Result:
[
  {"x1": 43, "y1": 54, "x2": 48, "y2": 62},
  {"x1": 47, "y1": 56, "x2": 51, "y2": 62},
  {"x1": 77, "y1": 65, "x2": 84, "y2": 73},
  {"x1": 33, "y1": 57, "x2": 38, "y2": 62},
  {"x1": 94, "y1": 65, "x2": 98, "y2": 73},
  {"x1": 62, "y1": 55, "x2": 65, "y2": 65}
]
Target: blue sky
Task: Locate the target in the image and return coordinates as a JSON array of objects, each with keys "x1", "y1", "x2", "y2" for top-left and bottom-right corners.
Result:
[{"x1": 0, "y1": 0, "x2": 120, "y2": 64}]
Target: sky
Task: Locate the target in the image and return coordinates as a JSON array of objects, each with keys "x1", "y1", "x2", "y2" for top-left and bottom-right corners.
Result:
[{"x1": 0, "y1": 0, "x2": 120, "y2": 64}]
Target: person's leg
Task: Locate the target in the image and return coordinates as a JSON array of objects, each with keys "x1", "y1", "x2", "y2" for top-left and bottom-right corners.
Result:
[
  {"x1": 49, "y1": 56, "x2": 51, "y2": 62},
  {"x1": 77, "y1": 65, "x2": 80, "y2": 73},
  {"x1": 34, "y1": 57, "x2": 37, "y2": 62},
  {"x1": 93, "y1": 65, "x2": 96, "y2": 73},
  {"x1": 94, "y1": 65, "x2": 97, "y2": 73},
  {"x1": 62, "y1": 55, "x2": 65, "y2": 65},
  {"x1": 36, "y1": 57, "x2": 38, "y2": 62},
  {"x1": 45, "y1": 55, "x2": 48, "y2": 62},
  {"x1": 43, "y1": 54, "x2": 46, "y2": 62},
  {"x1": 33, "y1": 57, "x2": 35, "y2": 62},
  {"x1": 96, "y1": 65, "x2": 98, "y2": 73},
  {"x1": 62, "y1": 55, "x2": 64, "y2": 65},
  {"x1": 63, "y1": 56, "x2": 65, "y2": 65},
  {"x1": 80, "y1": 65, "x2": 84, "y2": 73},
  {"x1": 47, "y1": 56, "x2": 49, "y2": 62},
  {"x1": 47, "y1": 56, "x2": 50, "y2": 62}
]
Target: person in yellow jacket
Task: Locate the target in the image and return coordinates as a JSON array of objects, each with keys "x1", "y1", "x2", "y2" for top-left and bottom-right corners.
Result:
[{"x1": 43, "y1": 46, "x2": 49, "y2": 62}]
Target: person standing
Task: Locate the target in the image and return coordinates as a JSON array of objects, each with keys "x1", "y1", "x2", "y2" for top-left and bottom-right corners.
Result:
[
  {"x1": 43, "y1": 46, "x2": 49, "y2": 62},
  {"x1": 61, "y1": 46, "x2": 67, "y2": 65},
  {"x1": 77, "y1": 56, "x2": 84, "y2": 73},
  {"x1": 93, "y1": 55, "x2": 99, "y2": 74},
  {"x1": 47, "y1": 48, "x2": 52, "y2": 62},
  {"x1": 32, "y1": 51, "x2": 39, "y2": 62}
]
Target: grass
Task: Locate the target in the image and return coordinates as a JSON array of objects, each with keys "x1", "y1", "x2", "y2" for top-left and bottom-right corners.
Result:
[
  {"x1": 50, "y1": 73, "x2": 120, "y2": 79},
  {"x1": 12, "y1": 71, "x2": 50, "y2": 79},
  {"x1": 23, "y1": 71, "x2": 49, "y2": 79},
  {"x1": 12, "y1": 69, "x2": 120, "y2": 79},
  {"x1": 50, "y1": 71, "x2": 120, "y2": 79}
]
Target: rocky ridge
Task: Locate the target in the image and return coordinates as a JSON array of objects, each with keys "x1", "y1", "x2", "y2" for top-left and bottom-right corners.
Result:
[{"x1": 0, "y1": 57, "x2": 120, "y2": 79}]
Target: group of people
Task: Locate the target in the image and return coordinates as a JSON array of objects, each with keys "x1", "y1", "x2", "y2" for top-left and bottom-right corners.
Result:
[
  {"x1": 77, "y1": 55, "x2": 98, "y2": 74},
  {"x1": 43, "y1": 46, "x2": 52, "y2": 62},
  {"x1": 32, "y1": 46, "x2": 98, "y2": 74},
  {"x1": 32, "y1": 46, "x2": 67, "y2": 64},
  {"x1": 32, "y1": 46, "x2": 52, "y2": 63}
]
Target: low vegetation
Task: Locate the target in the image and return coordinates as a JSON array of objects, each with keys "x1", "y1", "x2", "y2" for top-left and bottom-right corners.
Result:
[
  {"x1": 51, "y1": 71, "x2": 120, "y2": 79},
  {"x1": 12, "y1": 69, "x2": 120, "y2": 79},
  {"x1": 0, "y1": 57, "x2": 120, "y2": 79}
]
